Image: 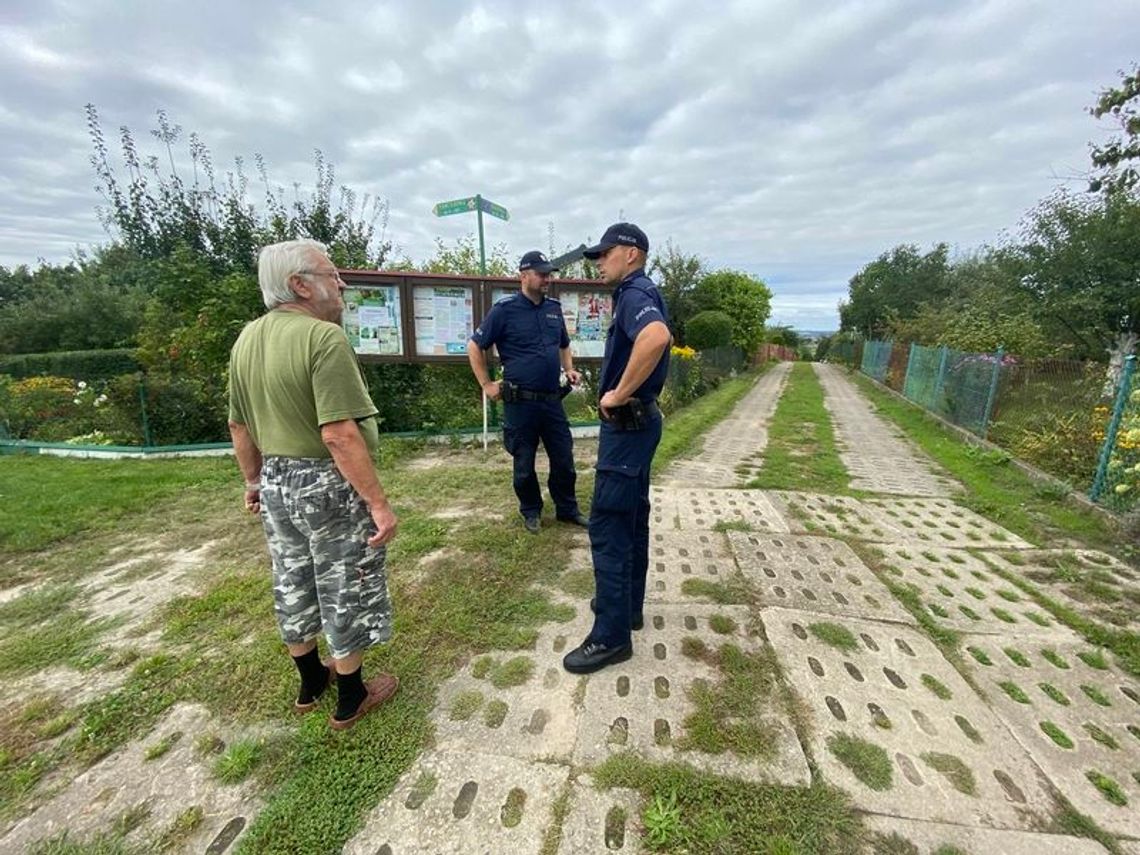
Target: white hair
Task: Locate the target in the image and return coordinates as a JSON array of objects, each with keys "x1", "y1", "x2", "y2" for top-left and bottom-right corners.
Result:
[{"x1": 257, "y1": 239, "x2": 329, "y2": 309}]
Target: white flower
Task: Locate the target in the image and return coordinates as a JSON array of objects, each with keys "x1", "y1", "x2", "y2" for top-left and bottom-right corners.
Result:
[{"x1": 77, "y1": 381, "x2": 87, "y2": 390}]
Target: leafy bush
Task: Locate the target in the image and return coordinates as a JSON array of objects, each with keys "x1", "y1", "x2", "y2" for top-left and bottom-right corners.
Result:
[
  {"x1": 0, "y1": 349, "x2": 140, "y2": 381},
  {"x1": 686, "y1": 311, "x2": 734, "y2": 350}
]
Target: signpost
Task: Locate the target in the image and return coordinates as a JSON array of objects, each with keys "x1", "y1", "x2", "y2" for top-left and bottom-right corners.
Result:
[{"x1": 431, "y1": 193, "x2": 509, "y2": 276}]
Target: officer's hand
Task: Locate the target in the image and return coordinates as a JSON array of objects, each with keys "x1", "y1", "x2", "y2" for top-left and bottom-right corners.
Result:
[
  {"x1": 598, "y1": 389, "x2": 628, "y2": 418},
  {"x1": 566, "y1": 369, "x2": 582, "y2": 387},
  {"x1": 482, "y1": 381, "x2": 502, "y2": 401},
  {"x1": 367, "y1": 502, "x2": 398, "y2": 548}
]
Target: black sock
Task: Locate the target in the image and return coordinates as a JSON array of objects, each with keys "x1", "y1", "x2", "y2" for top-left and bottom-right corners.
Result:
[
  {"x1": 334, "y1": 667, "x2": 367, "y2": 720},
  {"x1": 293, "y1": 648, "x2": 328, "y2": 704}
]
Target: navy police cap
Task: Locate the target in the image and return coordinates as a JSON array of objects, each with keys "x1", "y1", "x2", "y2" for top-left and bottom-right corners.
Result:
[
  {"x1": 519, "y1": 250, "x2": 557, "y2": 273},
  {"x1": 583, "y1": 222, "x2": 649, "y2": 259}
]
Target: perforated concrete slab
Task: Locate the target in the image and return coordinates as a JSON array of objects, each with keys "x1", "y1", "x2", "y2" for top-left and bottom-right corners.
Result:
[
  {"x1": 960, "y1": 637, "x2": 1140, "y2": 836},
  {"x1": 573, "y1": 604, "x2": 809, "y2": 785},
  {"x1": 645, "y1": 529, "x2": 743, "y2": 604},
  {"x1": 343, "y1": 750, "x2": 568, "y2": 855},
  {"x1": 556, "y1": 774, "x2": 642, "y2": 855},
  {"x1": 771, "y1": 492, "x2": 903, "y2": 541},
  {"x1": 666, "y1": 488, "x2": 790, "y2": 533},
  {"x1": 0, "y1": 704, "x2": 261, "y2": 854},
  {"x1": 432, "y1": 620, "x2": 583, "y2": 763},
  {"x1": 727, "y1": 532, "x2": 913, "y2": 623},
  {"x1": 862, "y1": 814, "x2": 1111, "y2": 854},
  {"x1": 763, "y1": 606, "x2": 1055, "y2": 829},
  {"x1": 865, "y1": 497, "x2": 1032, "y2": 549},
  {"x1": 983, "y1": 549, "x2": 1140, "y2": 632},
  {"x1": 876, "y1": 545, "x2": 1077, "y2": 639},
  {"x1": 815, "y1": 364, "x2": 959, "y2": 497}
]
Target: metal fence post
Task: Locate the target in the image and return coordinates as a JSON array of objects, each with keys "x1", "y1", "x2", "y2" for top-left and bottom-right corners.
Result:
[
  {"x1": 932, "y1": 345, "x2": 949, "y2": 410},
  {"x1": 902, "y1": 342, "x2": 917, "y2": 400},
  {"x1": 137, "y1": 375, "x2": 153, "y2": 448},
  {"x1": 980, "y1": 346, "x2": 1004, "y2": 439},
  {"x1": 1089, "y1": 354, "x2": 1136, "y2": 503}
]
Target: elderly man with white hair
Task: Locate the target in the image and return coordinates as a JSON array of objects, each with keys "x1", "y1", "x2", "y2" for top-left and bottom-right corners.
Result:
[{"x1": 228, "y1": 238, "x2": 399, "y2": 730}]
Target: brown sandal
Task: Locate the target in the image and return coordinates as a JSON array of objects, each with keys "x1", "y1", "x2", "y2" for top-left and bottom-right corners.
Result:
[{"x1": 329, "y1": 673, "x2": 400, "y2": 731}]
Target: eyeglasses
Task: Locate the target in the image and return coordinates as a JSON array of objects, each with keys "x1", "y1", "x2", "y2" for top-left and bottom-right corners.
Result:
[{"x1": 298, "y1": 269, "x2": 344, "y2": 282}]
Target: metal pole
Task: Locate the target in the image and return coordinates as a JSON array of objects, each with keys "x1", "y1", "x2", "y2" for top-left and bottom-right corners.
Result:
[
  {"x1": 903, "y1": 342, "x2": 917, "y2": 400},
  {"x1": 980, "y1": 346, "x2": 1004, "y2": 439},
  {"x1": 475, "y1": 194, "x2": 487, "y2": 276},
  {"x1": 932, "y1": 345, "x2": 950, "y2": 411},
  {"x1": 137, "y1": 375, "x2": 153, "y2": 447},
  {"x1": 1089, "y1": 354, "x2": 1136, "y2": 503},
  {"x1": 482, "y1": 390, "x2": 489, "y2": 451}
]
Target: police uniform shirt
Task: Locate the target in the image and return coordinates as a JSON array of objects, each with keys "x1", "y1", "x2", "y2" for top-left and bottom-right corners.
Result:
[
  {"x1": 599, "y1": 268, "x2": 671, "y2": 402},
  {"x1": 470, "y1": 292, "x2": 570, "y2": 393}
]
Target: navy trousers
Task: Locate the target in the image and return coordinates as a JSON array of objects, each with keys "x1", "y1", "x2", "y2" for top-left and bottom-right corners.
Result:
[
  {"x1": 502, "y1": 400, "x2": 579, "y2": 519},
  {"x1": 588, "y1": 414, "x2": 663, "y2": 647}
]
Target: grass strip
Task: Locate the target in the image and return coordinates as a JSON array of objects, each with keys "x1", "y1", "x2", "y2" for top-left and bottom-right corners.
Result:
[{"x1": 747, "y1": 363, "x2": 850, "y2": 493}]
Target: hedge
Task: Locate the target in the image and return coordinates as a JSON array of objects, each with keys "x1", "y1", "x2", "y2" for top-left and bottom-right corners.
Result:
[{"x1": 0, "y1": 349, "x2": 141, "y2": 381}]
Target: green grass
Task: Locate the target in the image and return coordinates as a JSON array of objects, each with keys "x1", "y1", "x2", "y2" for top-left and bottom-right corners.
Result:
[
  {"x1": 827, "y1": 732, "x2": 892, "y2": 791},
  {"x1": 920, "y1": 752, "x2": 976, "y2": 796},
  {"x1": 0, "y1": 456, "x2": 235, "y2": 552},
  {"x1": 920, "y1": 674, "x2": 952, "y2": 700},
  {"x1": 1083, "y1": 724, "x2": 1118, "y2": 749},
  {"x1": 849, "y1": 373, "x2": 1118, "y2": 551},
  {"x1": 653, "y1": 368, "x2": 767, "y2": 476},
  {"x1": 998, "y1": 681, "x2": 1031, "y2": 704},
  {"x1": 1040, "y1": 649, "x2": 1070, "y2": 669},
  {"x1": 501, "y1": 787, "x2": 526, "y2": 828},
  {"x1": 681, "y1": 644, "x2": 779, "y2": 758},
  {"x1": 213, "y1": 737, "x2": 264, "y2": 784},
  {"x1": 594, "y1": 754, "x2": 864, "y2": 854},
  {"x1": 1038, "y1": 683, "x2": 1070, "y2": 706},
  {"x1": 482, "y1": 699, "x2": 508, "y2": 728},
  {"x1": 1086, "y1": 770, "x2": 1127, "y2": 806},
  {"x1": 965, "y1": 646, "x2": 993, "y2": 665},
  {"x1": 1040, "y1": 721, "x2": 1075, "y2": 749},
  {"x1": 807, "y1": 622, "x2": 859, "y2": 652},
  {"x1": 1080, "y1": 685, "x2": 1112, "y2": 706},
  {"x1": 711, "y1": 519, "x2": 754, "y2": 533},
  {"x1": 1003, "y1": 647, "x2": 1031, "y2": 667},
  {"x1": 680, "y1": 578, "x2": 752, "y2": 605},
  {"x1": 708, "y1": 614, "x2": 738, "y2": 635},
  {"x1": 747, "y1": 364, "x2": 850, "y2": 493},
  {"x1": 1077, "y1": 649, "x2": 1110, "y2": 670},
  {"x1": 487, "y1": 656, "x2": 535, "y2": 689},
  {"x1": 448, "y1": 690, "x2": 485, "y2": 721},
  {"x1": 143, "y1": 731, "x2": 181, "y2": 761}
]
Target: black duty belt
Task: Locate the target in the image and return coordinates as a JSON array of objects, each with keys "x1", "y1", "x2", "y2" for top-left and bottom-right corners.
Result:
[
  {"x1": 501, "y1": 381, "x2": 560, "y2": 403},
  {"x1": 603, "y1": 399, "x2": 661, "y2": 431}
]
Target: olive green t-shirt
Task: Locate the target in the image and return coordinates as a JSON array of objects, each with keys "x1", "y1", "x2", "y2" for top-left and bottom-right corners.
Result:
[{"x1": 228, "y1": 310, "x2": 379, "y2": 458}]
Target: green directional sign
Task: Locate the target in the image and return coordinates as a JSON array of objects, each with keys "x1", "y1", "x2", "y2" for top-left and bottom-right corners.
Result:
[
  {"x1": 432, "y1": 196, "x2": 478, "y2": 217},
  {"x1": 479, "y1": 197, "x2": 510, "y2": 221}
]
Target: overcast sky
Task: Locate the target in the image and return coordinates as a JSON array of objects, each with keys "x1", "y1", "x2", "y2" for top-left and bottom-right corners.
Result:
[{"x1": 1, "y1": 1, "x2": 1136, "y2": 329}]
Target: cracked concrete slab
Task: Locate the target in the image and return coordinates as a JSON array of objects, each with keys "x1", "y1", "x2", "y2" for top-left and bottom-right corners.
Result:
[
  {"x1": 728, "y1": 532, "x2": 913, "y2": 623},
  {"x1": 645, "y1": 529, "x2": 745, "y2": 604},
  {"x1": 983, "y1": 549, "x2": 1140, "y2": 633},
  {"x1": 864, "y1": 497, "x2": 1031, "y2": 549},
  {"x1": 959, "y1": 636, "x2": 1140, "y2": 837},
  {"x1": 862, "y1": 814, "x2": 1110, "y2": 853},
  {"x1": 342, "y1": 750, "x2": 568, "y2": 855},
  {"x1": 772, "y1": 492, "x2": 904, "y2": 541},
  {"x1": 665, "y1": 488, "x2": 790, "y2": 533},
  {"x1": 764, "y1": 606, "x2": 1055, "y2": 830},
  {"x1": 875, "y1": 545, "x2": 1078, "y2": 640},
  {"x1": 556, "y1": 774, "x2": 642, "y2": 855},
  {"x1": 573, "y1": 603, "x2": 809, "y2": 785},
  {"x1": 0, "y1": 703, "x2": 262, "y2": 854}
]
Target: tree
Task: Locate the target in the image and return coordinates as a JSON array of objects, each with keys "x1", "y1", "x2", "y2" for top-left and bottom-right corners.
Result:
[
  {"x1": 685, "y1": 311, "x2": 734, "y2": 350},
  {"x1": 765, "y1": 325, "x2": 801, "y2": 348},
  {"x1": 649, "y1": 239, "x2": 706, "y2": 343},
  {"x1": 1089, "y1": 65, "x2": 1140, "y2": 194},
  {"x1": 839, "y1": 244, "x2": 951, "y2": 338},
  {"x1": 690, "y1": 270, "x2": 772, "y2": 354},
  {"x1": 386, "y1": 235, "x2": 512, "y2": 277},
  {"x1": 1013, "y1": 188, "x2": 1140, "y2": 383}
]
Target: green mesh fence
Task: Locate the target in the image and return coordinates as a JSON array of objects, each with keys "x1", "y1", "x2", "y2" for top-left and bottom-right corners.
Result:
[
  {"x1": 861, "y1": 340, "x2": 892, "y2": 382},
  {"x1": 1091, "y1": 355, "x2": 1139, "y2": 512},
  {"x1": 897, "y1": 344, "x2": 998, "y2": 436}
]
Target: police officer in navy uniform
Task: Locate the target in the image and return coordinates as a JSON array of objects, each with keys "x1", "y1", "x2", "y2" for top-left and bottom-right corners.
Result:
[
  {"x1": 563, "y1": 223, "x2": 672, "y2": 674},
  {"x1": 467, "y1": 251, "x2": 589, "y2": 534}
]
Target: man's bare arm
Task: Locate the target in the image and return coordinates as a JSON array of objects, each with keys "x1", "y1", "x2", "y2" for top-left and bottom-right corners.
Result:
[
  {"x1": 228, "y1": 420, "x2": 263, "y2": 513},
  {"x1": 321, "y1": 419, "x2": 398, "y2": 547},
  {"x1": 466, "y1": 339, "x2": 501, "y2": 400}
]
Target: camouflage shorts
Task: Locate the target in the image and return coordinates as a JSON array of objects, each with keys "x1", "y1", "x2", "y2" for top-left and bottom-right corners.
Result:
[{"x1": 259, "y1": 456, "x2": 393, "y2": 659}]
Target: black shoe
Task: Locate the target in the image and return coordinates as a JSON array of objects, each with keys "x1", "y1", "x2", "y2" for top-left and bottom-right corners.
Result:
[
  {"x1": 557, "y1": 512, "x2": 589, "y2": 527},
  {"x1": 588, "y1": 597, "x2": 644, "y2": 631},
  {"x1": 563, "y1": 639, "x2": 633, "y2": 674},
  {"x1": 523, "y1": 516, "x2": 540, "y2": 534}
]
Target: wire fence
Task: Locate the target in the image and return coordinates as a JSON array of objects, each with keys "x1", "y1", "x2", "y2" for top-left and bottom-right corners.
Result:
[{"x1": 834, "y1": 339, "x2": 1136, "y2": 514}]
